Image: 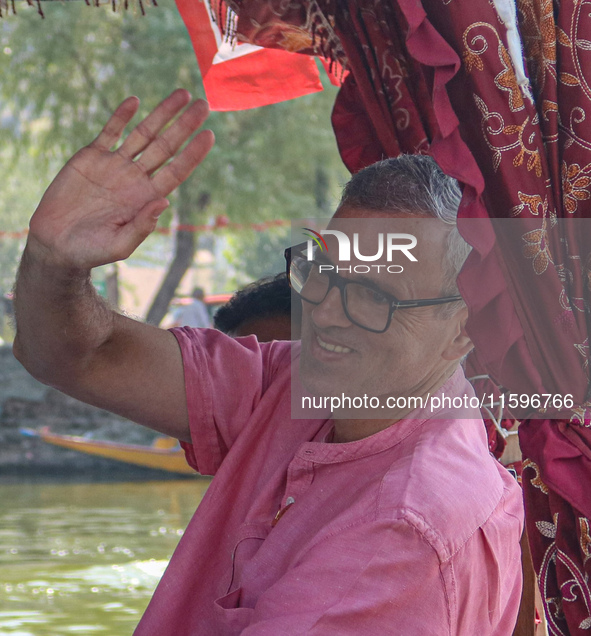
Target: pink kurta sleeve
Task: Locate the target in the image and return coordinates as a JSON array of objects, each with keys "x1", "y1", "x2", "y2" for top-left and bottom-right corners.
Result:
[{"x1": 170, "y1": 327, "x2": 291, "y2": 475}]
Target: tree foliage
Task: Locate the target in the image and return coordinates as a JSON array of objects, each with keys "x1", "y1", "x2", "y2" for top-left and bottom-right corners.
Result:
[
  {"x1": 0, "y1": 0, "x2": 347, "y2": 311},
  {"x1": 0, "y1": 0, "x2": 346, "y2": 223},
  {"x1": 223, "y1": 226, "x2": 291, "y2": 289}
]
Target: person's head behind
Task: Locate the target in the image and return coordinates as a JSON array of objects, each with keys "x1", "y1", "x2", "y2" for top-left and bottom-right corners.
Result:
[
  {"x1": 191, "y1": 287, "x2": 205, "y2": 301},
  {"x1": 296, "y1": 154, "x2": 474, "y2": 407},
  {"x1": 214, "y1": 273, "x2": 301, "y2": 342}
]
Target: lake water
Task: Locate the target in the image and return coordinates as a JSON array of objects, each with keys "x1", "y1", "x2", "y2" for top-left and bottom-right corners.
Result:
[{"x1": 0, "y1": 477, "x2": 210, "y2": 635}]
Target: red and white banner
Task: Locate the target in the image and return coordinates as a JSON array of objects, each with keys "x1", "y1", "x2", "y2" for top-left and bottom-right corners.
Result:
[{"x1": 175, "y1": 0, "x2": 325, "y2": 111}]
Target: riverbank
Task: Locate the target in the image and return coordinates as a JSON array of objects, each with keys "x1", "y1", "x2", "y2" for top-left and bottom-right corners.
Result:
[{"x1": 0, "y1": 345, "x2": 176, "y2": 478}]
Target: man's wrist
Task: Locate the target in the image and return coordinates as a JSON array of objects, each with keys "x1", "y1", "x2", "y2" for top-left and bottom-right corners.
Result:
[
  {"x1": 14, "y1": 233, "x2": 113, "y2": 366},
  {"x1": 23, "y1": 235, "x2": 91, "y2": 276},
  {"x1": 18, "y1": 237, "x2": 95, "y2": 307}
]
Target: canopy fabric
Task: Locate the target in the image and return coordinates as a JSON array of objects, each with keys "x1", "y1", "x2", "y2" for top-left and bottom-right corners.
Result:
[
  {"x1": 182, "y1": 1, "x2": 591, "y2": 632},
  {"x1": 175, "y1": 0, "x2": 325, "y2": 109}
]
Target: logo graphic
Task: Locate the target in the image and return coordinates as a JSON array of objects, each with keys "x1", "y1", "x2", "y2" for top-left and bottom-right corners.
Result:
[
  {"x1": 304, "y1": 229, "x2": 417, "y2": 263},
  {"x1": 302, "y1": 228, "x2": 329, "y2": 253}
]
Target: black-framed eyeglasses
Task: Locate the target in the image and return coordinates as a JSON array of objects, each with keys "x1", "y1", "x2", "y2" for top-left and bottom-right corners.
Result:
[{"x1": 284, "y1": 243, "x2": 462, "y2": 333}]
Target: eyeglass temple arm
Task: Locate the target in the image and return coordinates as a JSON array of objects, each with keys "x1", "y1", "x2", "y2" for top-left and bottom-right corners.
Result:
[{"x1": 392, "y1": 295, "x2": 463, "y2": 308}]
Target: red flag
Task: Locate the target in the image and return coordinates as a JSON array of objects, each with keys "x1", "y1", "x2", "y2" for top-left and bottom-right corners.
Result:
[{"x1": 175, "y1": 0, "x2": 324, "y2": 111}]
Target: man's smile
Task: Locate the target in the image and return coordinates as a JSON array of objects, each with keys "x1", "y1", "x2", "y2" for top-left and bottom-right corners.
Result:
[
  {"x1": 312, "y1": 332, "x2": 355, "y2": 360},
  {"x1": 314, "y1": 333, "x2": 355, "y2": 355}
]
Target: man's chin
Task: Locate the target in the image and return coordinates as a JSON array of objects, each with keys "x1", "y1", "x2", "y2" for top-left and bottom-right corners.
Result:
[
  {"x1": 299, "y1": 343, "x2": 365, "y2": 396},
  {"x1": 299, "y1": 362, "x2": 350, "y2": 398}
]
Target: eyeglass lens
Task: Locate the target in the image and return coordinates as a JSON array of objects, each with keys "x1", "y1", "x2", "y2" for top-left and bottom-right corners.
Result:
[{"x1": 290, "y1": 257, "x2": 391, "y2": 331}]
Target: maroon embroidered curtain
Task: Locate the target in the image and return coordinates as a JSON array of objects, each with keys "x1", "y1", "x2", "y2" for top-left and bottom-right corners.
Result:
[{"x1": 219, "y1": 1, "x2": 591, "y2": 632}]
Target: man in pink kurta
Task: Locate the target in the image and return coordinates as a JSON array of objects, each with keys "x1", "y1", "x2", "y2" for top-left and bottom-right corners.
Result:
[
  {"x1": 134, "y1": 330, "x2": 523, "y2": 635},
  {"x1": 12, "y1": 93, "x2": 523, "y2": 636},
  {"x1": 135, "y1": 156, "x2": 523, "y2": 634}
]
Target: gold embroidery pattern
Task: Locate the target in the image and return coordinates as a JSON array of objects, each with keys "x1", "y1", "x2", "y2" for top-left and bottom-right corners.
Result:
[
  {"x1": 473, "y1": 96, "x2": 542, "y2": 174},
  {"x1": 522, "y1": 215, "x2": 553, "y2": 274},
  {"x1": 570, "y1": 403, "x2": 591, "y2": 425},
  {"x1": 580, "y1": 518, "x2": 591, "y2": 565},
  {"x1": 562, "y1": 162, "x2": 591, "y2": 214},
  {"x1": 534, "y1": 508, "x2": 591, "y2": 632},
  {"x1": 518, "y1": 0, "x2": 557, "y2": 94},
  {"x1": 463, "y1": 22, "x2": 524, "y2": 112},
  {"x1": 573, "y1": 338, "x2": 590, "y2": 380},
  {"x1": 523, "y1": 458, "x2": 550, "y2": 494},
  {"x1": 511, "y1": 191, "x2": 546, "y2": 216}
]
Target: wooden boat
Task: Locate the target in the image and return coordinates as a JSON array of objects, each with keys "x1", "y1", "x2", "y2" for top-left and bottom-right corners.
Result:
[{"x1": 22, "y1": 426, "x2": 194, "y2": 475}]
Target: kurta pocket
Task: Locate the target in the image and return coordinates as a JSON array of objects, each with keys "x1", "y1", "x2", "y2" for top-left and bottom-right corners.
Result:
[
  {"x1": 213, "y1": 588, "x2": 254, "y2": 633},
  {"x1": 227, "y1": 521, "x2": 270, "y2": 595}
]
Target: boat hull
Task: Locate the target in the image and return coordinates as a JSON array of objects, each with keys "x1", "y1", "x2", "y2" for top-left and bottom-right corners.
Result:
[{"x1": 26, "y1": 427, "x2": 194, "y2": 475}]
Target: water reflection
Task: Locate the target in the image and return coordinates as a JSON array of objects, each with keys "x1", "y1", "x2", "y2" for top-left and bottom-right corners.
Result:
[{"x1": 0, "y1": 478, "x2": 210, "y2": 634}]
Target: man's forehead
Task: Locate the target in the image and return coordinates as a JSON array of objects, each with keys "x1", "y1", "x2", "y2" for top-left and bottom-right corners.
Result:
[{"x1": 320, "y1": 208, "x2": 450, "y2": 295}]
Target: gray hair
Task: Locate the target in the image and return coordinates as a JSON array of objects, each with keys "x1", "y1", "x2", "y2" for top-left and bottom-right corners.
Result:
[{"x1": 338, "y1": 155, "x2": 471, "y2": 298}]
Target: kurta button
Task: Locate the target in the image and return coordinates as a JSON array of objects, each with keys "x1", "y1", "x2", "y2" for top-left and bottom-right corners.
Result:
[{"x1": 272, "y1": 497, "x2": 295, "y2": 527}]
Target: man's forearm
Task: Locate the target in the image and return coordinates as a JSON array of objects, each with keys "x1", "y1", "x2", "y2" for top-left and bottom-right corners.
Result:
[
  {"x1": 9, "y1": 91, "x2": 209, "y2": 440},
  {"x1": 13, "y1": 240, "x2": 116, "y2": 387}
]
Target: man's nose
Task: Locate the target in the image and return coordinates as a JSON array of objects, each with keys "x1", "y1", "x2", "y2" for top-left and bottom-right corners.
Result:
[{"x1": 311, "y1": 286, "x2": 352, "y2": 329}]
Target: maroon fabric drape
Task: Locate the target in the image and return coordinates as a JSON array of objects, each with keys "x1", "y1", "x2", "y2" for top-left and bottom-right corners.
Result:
[{"x1": 217, "y1": 1, "x2": 591, "y2": 632}]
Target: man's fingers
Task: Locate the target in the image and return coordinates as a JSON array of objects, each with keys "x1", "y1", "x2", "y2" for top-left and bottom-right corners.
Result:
[
  {"x1": 152, "y1": 130, "x2": 215, "y2": 196},
  {"x1": 93, "y1": 97, "x2": 140, "y2": 151},
  {"x1": 111, "y1": 199, "x2": 170, "y2": 261},
  {"x1": 118, "y1": 89, "x2": 192, "y2": 160},
  {"x1": 136, "y1": 100, "x2": 211, "y2": 175}
]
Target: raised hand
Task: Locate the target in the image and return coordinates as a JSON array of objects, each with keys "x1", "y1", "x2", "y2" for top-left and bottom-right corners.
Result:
[{"x1": 28, "y1": 89, "x2": 214, "y2": 269}]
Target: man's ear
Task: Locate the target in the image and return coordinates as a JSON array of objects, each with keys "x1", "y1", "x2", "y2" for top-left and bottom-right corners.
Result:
[{"x1": 441, "y1": 306, "x2": 473, "y2": 361}]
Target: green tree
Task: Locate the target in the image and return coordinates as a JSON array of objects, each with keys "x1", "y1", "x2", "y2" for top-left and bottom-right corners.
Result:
[
  {"x1": 223, "y1": 226, "x2": 291, "y2": 289},
  {"x1": 0, "y1": 0, "x2": 347, "y2": 321},
  {"x1": 0, "y1": 151, "x2": 46, "y2": 295}
]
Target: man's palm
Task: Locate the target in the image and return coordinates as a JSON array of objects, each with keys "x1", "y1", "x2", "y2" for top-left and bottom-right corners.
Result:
[{"x1": 28, "y1": 90, "x2": 214, "y2": 269}]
